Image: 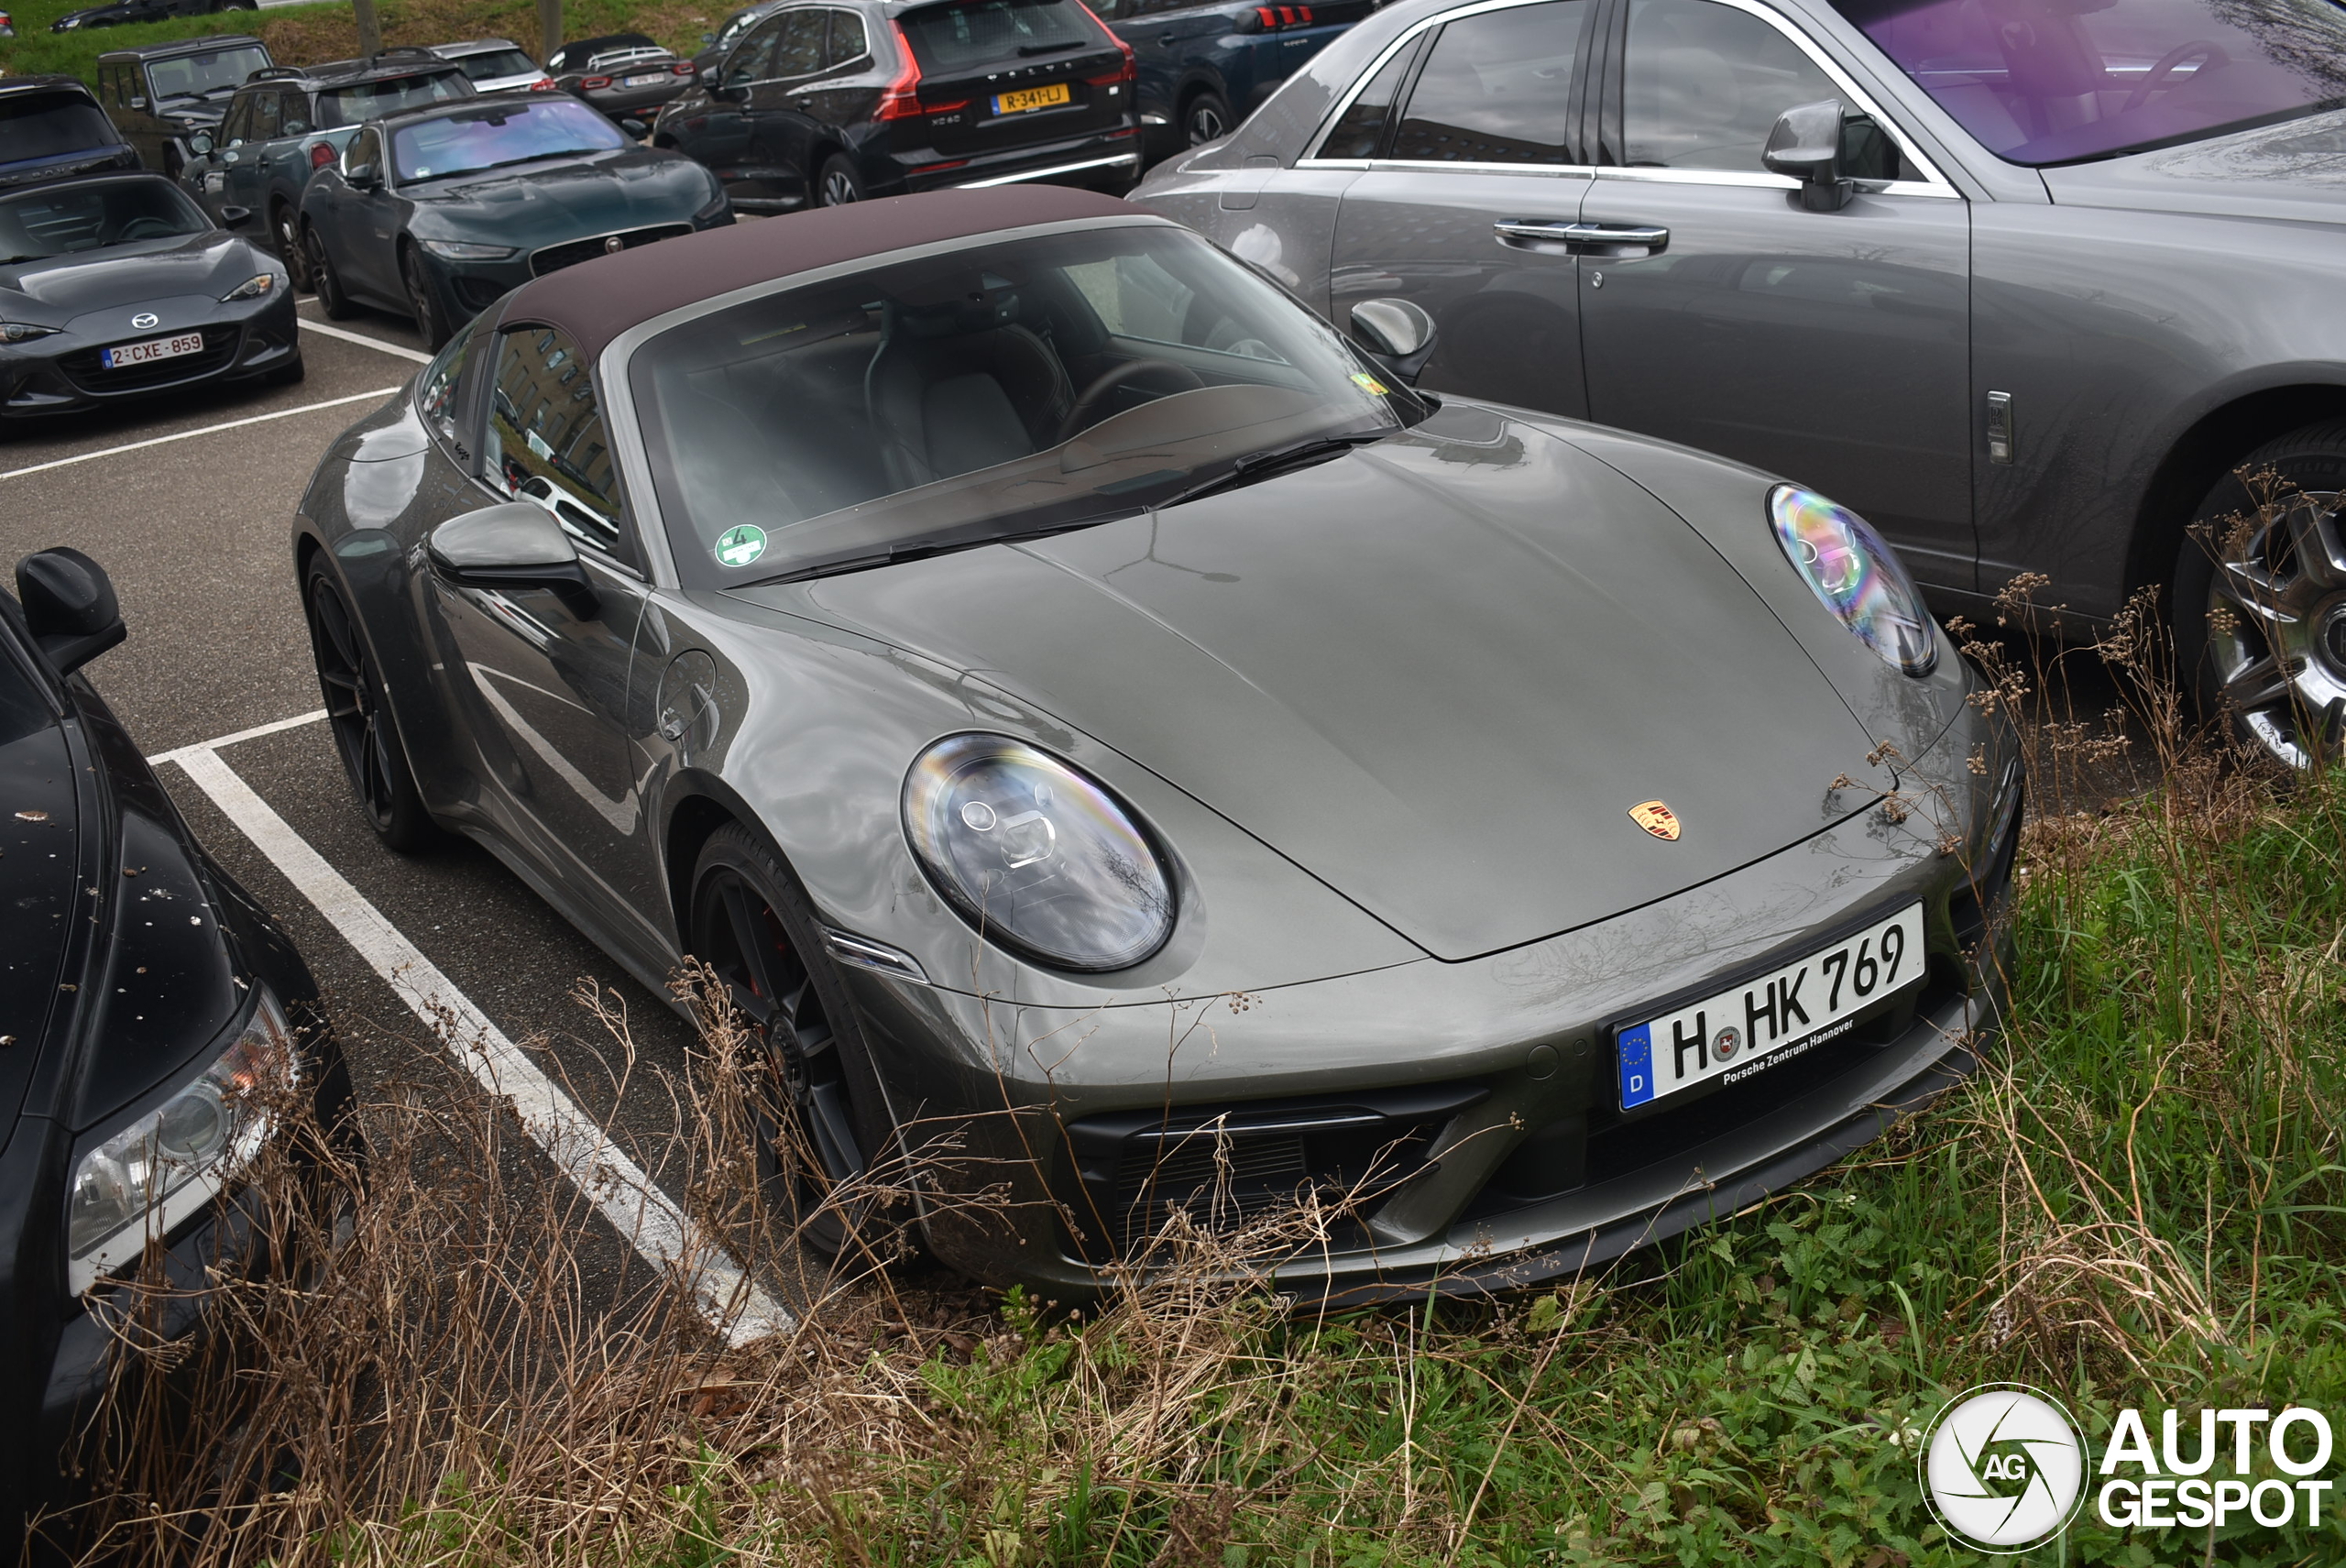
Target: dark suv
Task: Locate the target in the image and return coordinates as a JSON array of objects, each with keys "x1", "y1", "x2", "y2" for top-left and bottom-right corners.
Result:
[
  {"x1": 93, "y1": 35, "x2": 272, "y2": 178},
  {"x1": 1098, "y1": 0, "x2": 1373, "y2": 161},
  {"x1": 655, "y1": 0, "x2": 1140, "y2": 210},
  {"x1": 0, "y1": 78, "x2": 139, "y2": 192},
  {"x1": 180, "y1": 49, "x2": 475, "y2": 285}
]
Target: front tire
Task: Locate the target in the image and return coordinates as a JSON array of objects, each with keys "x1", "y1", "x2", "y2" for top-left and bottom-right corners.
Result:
[
  {"x1": 2173, "y1": 420, "x2": 2346, "y2": 769},
  {"x1": 687, "y1": 825, "x2": 898, "y2": 1260},
  {"x1": 815, "y1": 153, "x2": 863, "y2": 207},
  {"x1": 400, "y1": 244, "x2": 450, "y2": 351},
  {"x1": 303, "y1": 555, "x2": 441, "y2": 852},
  {"x1": 274, "y1": 202, "x2": 312, "y2": 291},
  {"x1": 305, "y1": 225, "x2": 356, "y2": 320}
]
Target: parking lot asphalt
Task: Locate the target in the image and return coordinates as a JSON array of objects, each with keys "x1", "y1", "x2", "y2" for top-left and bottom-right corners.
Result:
[{"x1": 2, "y1": 299, "x2": 784, "y2": 1332}]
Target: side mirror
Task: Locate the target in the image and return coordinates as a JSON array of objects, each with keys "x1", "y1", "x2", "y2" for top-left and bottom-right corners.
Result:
[
  {"x1": 128, "y1": 95, "x2": 148, "y2": 111},
  {"x1": 619, "y1": 117, "x2": 649, "y2": 137},
  {"x1": 16, "y1": 548, "x2": 126, "y2": 674},
  {"x1": 1762, "y1": 98, "x2": 1852, "y2": 213},
  {"x1": 346, "y1": 161, "x2": 379, "y2": 189},
  {"x1": 1346, "y1": 297, "x2": 1437, "y2": 385},
  {"x1": 427, "y1": 503, "x2": 598, "y2": 617},
  {"x1": 701, "y1": 30, "x2": 716, "y2": 42},
  {"x1": 186, "y1": 130, "x2": 214, "y2": 155},
  {"x1": 218, "y1": 203, "x2": 251, "y2": 227}
]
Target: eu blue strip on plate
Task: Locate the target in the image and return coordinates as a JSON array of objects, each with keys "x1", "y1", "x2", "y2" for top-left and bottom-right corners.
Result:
[{"x1": 1618, "y1": 1022, "x2": 1654, "y2": 1109}]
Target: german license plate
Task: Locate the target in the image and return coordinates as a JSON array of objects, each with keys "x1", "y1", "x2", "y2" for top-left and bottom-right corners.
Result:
[
  {"x1": 624, "y1": 71, "x2": 667, "y2": 87},
  {"x1": 993, "y1": 82, "x2": 1070, "y2": 115},
  {"x1": 1616, "y1": 902, "x2": 1924, "y2": 1111},
  {"x1": 101, "y1": 332, "x2": 203, "y2": 369}
]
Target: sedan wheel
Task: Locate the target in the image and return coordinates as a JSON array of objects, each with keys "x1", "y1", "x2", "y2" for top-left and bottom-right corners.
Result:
[
  {"x1": 689, "y1": 826, "x2": 887, "y2": 1259},
  {"x1": 2176, "y1": 421, "x2": 2346, "y2": 768},
  {"x1": 303, "y1": 558, "x2": 439, "y2": 851}
]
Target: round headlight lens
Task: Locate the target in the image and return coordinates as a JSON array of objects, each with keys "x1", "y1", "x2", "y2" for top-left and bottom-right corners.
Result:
[
  {"x1": 903, "y1": 734, "x2": 1175, "y2": 972},
  {"x1": 1768, "y1": 485, "x2": 1937, "y2": 675}
]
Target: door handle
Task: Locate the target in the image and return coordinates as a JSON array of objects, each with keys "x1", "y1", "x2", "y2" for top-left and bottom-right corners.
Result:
[
  {"x1": 1493, "y1": 219, "x2": 1669, "y2": 257},
  {"x1": 1157, "y1": 32, "x2": 1178, "y2": 45}
]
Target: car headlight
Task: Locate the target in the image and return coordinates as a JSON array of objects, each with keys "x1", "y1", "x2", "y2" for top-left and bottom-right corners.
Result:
[
  {"x1": 1, "y1": 321, "x2": 59, "y2": 343},
  {"x1": 903, "y1": 734, "x2": 1175, "y2": 971},
  {"x1": 220, "y1": 272, "x2": 276, "y2": 301},
  {"x1": 418, "y1": 239, "x2": 517, "y2": 261},
  {"x1": 693, "y1": 185, "x2": 729, "y2": 223},
  {"x1": 1768, "y1": 485, "x2": 1936, "y2": 676},
  {"x1": 66, "y1": 989, "x2": 297, "y2": 1294}
]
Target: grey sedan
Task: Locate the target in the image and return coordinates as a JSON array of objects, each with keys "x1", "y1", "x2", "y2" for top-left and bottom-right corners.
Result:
[
  {"x1": 1134, "y1": 0, "x2": 2346, "y2": 767},
  {"x1": 293, "y1": 186, "x2": 2015, "y2": 1299}
]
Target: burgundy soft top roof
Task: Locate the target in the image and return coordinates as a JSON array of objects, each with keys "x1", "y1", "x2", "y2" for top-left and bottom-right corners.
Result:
[{"x1": 503, "y1": 186, "x2": 1150, "y2": 362}]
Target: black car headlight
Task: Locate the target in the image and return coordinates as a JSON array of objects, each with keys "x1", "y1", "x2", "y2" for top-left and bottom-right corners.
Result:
[
  {"x1": 418, "y1": 239, "x2": 518, "y2": 261},
  {"x1": 1, "y1": 321, "x2": 59, "y2": 343},
  {"x1": 220, "y1": 272, "x2": 278, "y2": 302},
  {"x1": 65, "y1": 989, "x2": 296, "y2": 1294},
  {"x1": 903, "y1": 734, "x2": 1175, "y2": 971},
  {"x1": 1768, "y1": 485, "x2": 1936, "y2": 676}
]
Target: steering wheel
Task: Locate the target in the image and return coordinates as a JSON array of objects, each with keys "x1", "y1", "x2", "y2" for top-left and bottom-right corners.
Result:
[
  {"x1": 2123, "y1": 39, "x2": 2227, "y2": 113},
  {"x1": 117, "y1": 215, "x2": 181, "y2": 242},
  {"x1": 1058, "y1": 358, "x2": 1205, "y2": 443}
]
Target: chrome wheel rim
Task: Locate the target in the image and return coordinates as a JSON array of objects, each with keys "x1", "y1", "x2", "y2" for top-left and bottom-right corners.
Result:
[
  {"x1": 1187, "y1": 100, "x2": 1226, "y2": 144},
  {"x1": 820, "y1": 168, "x2": 859, "y2": 205},
  {"x1": 305, "y1": 578, "x2": 399, "y2": 832},
  {"x1": 694, "y1": 870, "x2": 866, "y2": 1247},
  {"x1": 2204, "y1": 488, "x2": 2346, "y2": 767}
]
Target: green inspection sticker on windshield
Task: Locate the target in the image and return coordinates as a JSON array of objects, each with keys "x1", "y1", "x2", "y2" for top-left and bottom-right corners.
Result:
[{"x1": 714, "y1": 524, "x2": 767, "y2": 568}]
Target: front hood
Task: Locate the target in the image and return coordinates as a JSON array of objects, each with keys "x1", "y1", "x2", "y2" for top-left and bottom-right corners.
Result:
[
  {"x1": 746, "y1": 414, "x2": 1883, "y2": 961},
  {"x1": 2044, "y1": 107, "x2": 2346, "y2": 225},
  {"x1": 0, "y1": 231, "x2": 262, "y2": 323},
  {"x1": 406, "y1": 148, "x2": 712, "y2": 246}
]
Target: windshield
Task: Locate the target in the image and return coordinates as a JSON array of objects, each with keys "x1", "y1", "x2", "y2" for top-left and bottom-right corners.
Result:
[
  {"x1": 0, "y1": 92, "x2": 116, "y2": 163},
  {"x1": 632, "y1": 224, "x2": 1423, "y2": 588},
  {"x1": 452, "y1": 48, "x2": 541, "y2": 81},
  {"x1": 142, "y1": 45, "x2": 270, "y2": 102},
  {"x1": 1835, "y1": 0, "x2": 2346, "y2": 164},
  {"x1": 0, "y1": 178, "x2": 208, "y2": 262},
  {"x1": 389, "y1": 99, "x2": 622, "y2": 181},
  {"x1": 315, "y1": 70, "x2": 471, "y2": 130}
]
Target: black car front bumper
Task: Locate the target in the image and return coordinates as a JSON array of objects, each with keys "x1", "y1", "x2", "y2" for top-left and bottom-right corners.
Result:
[{"x1": 0, "y1": 284, "x2": 299, "y2": 423}]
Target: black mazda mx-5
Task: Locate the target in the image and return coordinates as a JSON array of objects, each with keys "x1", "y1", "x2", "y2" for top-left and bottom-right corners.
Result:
[
  {"x1": 0, "y1": 552, "x2": 348, "y2": 1550},
  {"x1": 0, "y1": 170, "x2": 299, "y2": 430}
]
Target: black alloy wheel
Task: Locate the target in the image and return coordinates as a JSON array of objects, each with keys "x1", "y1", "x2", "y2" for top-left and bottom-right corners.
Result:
[
  {"x1": 816, "y1": 153, "x2": 863, "y2": 207},
  {"x1": 400, "y1": 245, "x2": 450, "y2": 352},
  {"x1": 689, "y1": 825, "x2": 890, "y2": 1258},
  {"x1": 1183, "y1": 89, "x2": 1232, "y2": 148},
  {"x1": 274, "y1": 202, "x2": 312, "y2": 291},
  {"x1": 2174, "y1": 420, "x2": 2346, "y2": 768},
  {"x1": 302, "y1": 557, "x2": 440, "y2": 851},
  {"x1": 305, "y1": 225, "x2": 356, "y2": 320}
]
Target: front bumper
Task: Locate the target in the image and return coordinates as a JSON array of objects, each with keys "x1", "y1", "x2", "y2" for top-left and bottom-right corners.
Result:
[
  {"x1": 410, "y1": 207, "x2": 733, "y2": 323},
  {"x1": 841, "y1": 712, "x2": 2022, "y2": 1299},
  {"x1": 0, "y1": 286, "x2": 298, "y2": 422}
]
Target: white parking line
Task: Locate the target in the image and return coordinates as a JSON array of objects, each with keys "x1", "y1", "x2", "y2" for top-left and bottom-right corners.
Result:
[
  {"x1": 151, "y1": 708, "x2": 329, "y2": 763},
  {"x1": 0, "y1": 388, "x2": 399, "y2": 481},
  {"x1": 160, "y1": 730, "x2": 794, "y2": 1346},
  {"x1": 298, "y1": 319, "x2": 433, "y2": 365}
]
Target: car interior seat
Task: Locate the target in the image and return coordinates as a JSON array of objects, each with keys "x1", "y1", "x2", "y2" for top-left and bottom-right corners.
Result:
[{"x1": 864, "y1": 279, "x2": 1074, "y2": 489}]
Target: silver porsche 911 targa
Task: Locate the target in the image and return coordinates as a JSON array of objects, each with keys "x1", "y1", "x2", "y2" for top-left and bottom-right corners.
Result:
[{"x1": 293, "y1": 185, "x2": 2019, "y2": 1299}]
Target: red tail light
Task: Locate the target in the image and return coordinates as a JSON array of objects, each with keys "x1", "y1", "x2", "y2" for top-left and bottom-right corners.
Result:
[
  {"x1": 309, "y1": 141, "x2": 334, "y2": 169},
  {"x1": 1079, "y1": 1, "x2": 1136, "y2": 82},
  {"x1": 672, "y1": 60, "x2": 696, "y2": 74},
  {"x1": 581, "y1": 74, "x2": 613, "y2": 89},
  {"x1": 531, "y1": 76, "x2": 556, "y2": 90},
  {"x1": 876, "y1": 22, "x2": 925, "y2": 120}
]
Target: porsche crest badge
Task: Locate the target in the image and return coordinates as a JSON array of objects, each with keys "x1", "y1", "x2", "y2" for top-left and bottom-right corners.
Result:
[{"x1": 1629, "y1": 800, "x2": 1682, "y2": 840}]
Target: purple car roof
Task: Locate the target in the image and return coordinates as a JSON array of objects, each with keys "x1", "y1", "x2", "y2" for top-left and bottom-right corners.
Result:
[{"x1": 503, "y1": 186, "x2": 1146, "y2": 363}]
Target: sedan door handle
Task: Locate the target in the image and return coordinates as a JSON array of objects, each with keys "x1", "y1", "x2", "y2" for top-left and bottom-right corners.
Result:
[{"x1": 1493, "y1": 219, "x2": 1669, "y2": 257}]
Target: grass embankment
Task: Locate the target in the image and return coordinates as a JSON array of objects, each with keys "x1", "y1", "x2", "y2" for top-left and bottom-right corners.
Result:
[
  {"x1": 43, "y1": 598, "x2": 2346, "y2": 1567},
  {"x1": 0, "y1": 0, "x2": 709, "y2": 86}
]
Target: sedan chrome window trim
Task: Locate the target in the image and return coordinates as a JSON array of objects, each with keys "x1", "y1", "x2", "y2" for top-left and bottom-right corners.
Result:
[{"x1": 597, "y1": 212, "x2": 1178, "y2": 592}]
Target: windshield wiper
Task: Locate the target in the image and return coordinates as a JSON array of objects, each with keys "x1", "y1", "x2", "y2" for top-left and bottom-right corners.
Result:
[
  {"x1": 1159, "y1": 433, "x2": 1383, "y2": 509},
  {"x1": 739, "y1": 512, "x2": 1145, "y2": 587}
]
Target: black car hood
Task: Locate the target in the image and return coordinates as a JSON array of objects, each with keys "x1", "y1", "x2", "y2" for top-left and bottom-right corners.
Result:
[
  {"x1": 755, "y1": 413, "x2": 1886, "y2": 961},
  {"x1": 0, "y1": 231, "x2": 263, "y2": 324},
  {"x1": 2043, "y1": 106, "x2": 2346, "y2": 226},
  {"x1": 404, "y1": 148, "x2": 712, "y2": 247}
]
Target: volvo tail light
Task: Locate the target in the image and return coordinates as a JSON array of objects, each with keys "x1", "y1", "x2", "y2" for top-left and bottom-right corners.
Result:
[
  {"x1": 875, "y1": 23, "x2": 925, "y2": 119},
  {"x1": 1080, "y1": 1, "x2": 1136, "y2": 82}
]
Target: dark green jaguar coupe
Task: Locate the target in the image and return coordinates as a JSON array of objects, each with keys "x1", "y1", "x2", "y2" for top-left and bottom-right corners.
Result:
[{"x1": 300, "y1": 93, "x2": 729, "y2": 348}]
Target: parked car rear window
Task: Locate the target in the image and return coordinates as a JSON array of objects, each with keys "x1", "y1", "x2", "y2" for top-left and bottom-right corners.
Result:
[
  {"x1": 0, "y1": 92, "x2": 116, "y2": 163},
  {"x1": 389, "y1": 99, "x2": 623, "y2": 181},
  {"x1": 899, "y1": 0, "x2": 1102, "y2": 71},
  {"x1": 315, "y1": 71, "x2": 471, "y2": 130},
  {"x1": 453, "y1": 48, "x2": 541, "y2": 81},
  {"x1": 0, "y1": 178, "x2": 208, "y2": 261},
  {"x1": 142, "y1": 45, "x2": 270, "y2": 102},
  {"x1": 1834, "y1": 0, "x2": 2346, "y2": 166}
]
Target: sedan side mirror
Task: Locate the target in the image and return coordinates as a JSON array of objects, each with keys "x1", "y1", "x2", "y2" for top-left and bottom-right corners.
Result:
[
  {"x1": 1346, "y1": 298, "x2": 1438, "y2": 385},
  {"x1": 427, "y1": 503, "x2": 598, "y2": 618},
  {"x1": 218, "y1": 203, "x2": 251, "y2": 227},
  {"x1": 16, "y1": 548, "x2": 126, "y2": 674},
  {"x1": 1762, "y1": 98, "x2": 1852, "y2": 213},
  {"x1": 186, "y1": 130, "x2": 214, "y2": 155}
]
